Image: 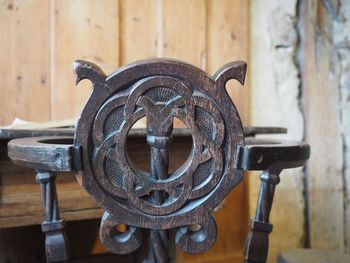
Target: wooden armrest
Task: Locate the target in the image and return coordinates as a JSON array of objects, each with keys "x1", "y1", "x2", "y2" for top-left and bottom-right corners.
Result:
[
  {"x1": 7, "y1": 136, "x2": 75, "y2": 172},
  {"x1": 236, "y1": 138, "x2": 310, "y2": 171}
]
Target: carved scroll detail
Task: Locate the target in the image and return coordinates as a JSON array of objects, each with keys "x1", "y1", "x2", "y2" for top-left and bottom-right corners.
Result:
[
  {"x1": 175, "y1": 215, "x2": 217, "y2": 253},
  {"x1": 100, "y1": 212, "x2": 142, "y2": 254}
]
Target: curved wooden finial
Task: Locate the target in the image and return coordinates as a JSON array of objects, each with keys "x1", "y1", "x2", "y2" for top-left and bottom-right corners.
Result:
[
  {"x1": 73, "y1": 60, "x2": 106, "y2": 85},
  {"x1": 214, "y1": 60, "x2": 247, "y2": 89}
]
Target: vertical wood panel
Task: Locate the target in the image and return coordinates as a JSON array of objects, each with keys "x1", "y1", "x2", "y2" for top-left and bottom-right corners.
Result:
[
  {"x1": 207, "y1": 0, "x2": 249, "y2": 123},
  {"x1": 52, "y1": 0, "x2": 119, "y2": 120},
  {"x1": 301, "y1": 0, "x2": 344, "y2": 250},
  {"x1": 0, "y1": 0, "x2": 251, "y2": 261},
  {"x1": 0, "y1": 0, "x2": 50, "y2": 125},
  {"x1": 162, "y1": 0, "x2": 206, "y2": 69},
  {"x1": 119, "y1": 0, "x2": 157, "y2": 64}
]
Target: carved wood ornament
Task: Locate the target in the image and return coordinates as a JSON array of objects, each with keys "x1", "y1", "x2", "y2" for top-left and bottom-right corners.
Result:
[
  {"x1": 7, "y1": 58, "x2": 310, "y2": 263},
  {"x1": 73, "y1": 59, "x2": 247, "y2": 256}
]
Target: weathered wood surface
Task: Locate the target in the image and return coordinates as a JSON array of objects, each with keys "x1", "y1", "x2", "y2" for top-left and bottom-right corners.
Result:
[
  {"x1": 5, "y1": 126, "x2": 310, "y2": 263},
  {"x1": 206, "y1": 0, "x2": 249, "y2": 123},
  {"x1": 250, "y1": 1, "x2": 305, "y2": 262},
  {"x1": 251, "y1": 0, "x2": 350, "y2": 259},
  {"x1": 1, "y1": 135, "x2": 249, "y2": 262},
  {"x1": 162, "y1": 0, "x2": 206, "y2": 69},
  {"x1": 0, "y1": 140, "x2": 101, "y2": 228},
  {"x1": 0, "y1": 136, "x2": 195, "y2": 228},
  {"x1": 0, "y1": 0, "x2": 248, "y2": 126},
  {"x1": 300, "y1": 0, "x2": 349, "y2": 252},
  {"x1": 72, "y1": 58, "x2": 246, "y2": 260}
]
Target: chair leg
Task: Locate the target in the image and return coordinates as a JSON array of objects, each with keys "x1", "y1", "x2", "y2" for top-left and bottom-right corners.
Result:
[
  {"x1": 243, "y1": 167, "x2": 282, "y2": 263},
  {"x1": 36, "y1": 171, "x2": 70, "y2": 262}
]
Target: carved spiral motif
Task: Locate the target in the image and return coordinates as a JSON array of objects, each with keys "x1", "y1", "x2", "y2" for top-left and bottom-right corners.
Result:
[{"x1": 100, "y1": 212, "x2": 142, "y2": 254}]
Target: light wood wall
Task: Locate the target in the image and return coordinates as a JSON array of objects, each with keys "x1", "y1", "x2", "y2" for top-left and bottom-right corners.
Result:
[
  {"x1": 0, "y1": 0, "x2": 248, "y2": 126},
  {"x1": 0, "y1": 1, "x2": 249, "y2": 262}
]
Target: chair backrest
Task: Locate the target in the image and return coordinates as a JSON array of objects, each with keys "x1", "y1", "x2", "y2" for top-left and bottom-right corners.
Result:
[{"x1": 73, "y1": 58, "x2": 247, "y2": 256}]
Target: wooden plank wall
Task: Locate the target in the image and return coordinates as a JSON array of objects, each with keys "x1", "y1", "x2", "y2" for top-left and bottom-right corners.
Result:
[
  {"x1": 0, "y1": 0, "x2": 51, "y2": 125},
  {"x1": 0, "y1": 0, "x2": 249, "y2": 262},
  {"x1": 0, "y1": 0, "x2": 248, "y2": 126}
]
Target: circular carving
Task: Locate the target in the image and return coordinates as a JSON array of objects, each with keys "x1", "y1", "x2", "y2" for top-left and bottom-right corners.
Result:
[
  {"x1": 74, "y1": 58, "x2": 245, "y2": 229},
  {"x1": 91, "y1": 76, "x2": 227, "y2": 216}
]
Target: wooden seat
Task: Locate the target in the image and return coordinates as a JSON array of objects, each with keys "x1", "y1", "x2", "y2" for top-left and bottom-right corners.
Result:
[{"x1": 7, "y1": 58, "x2": 310, "y2": 263}]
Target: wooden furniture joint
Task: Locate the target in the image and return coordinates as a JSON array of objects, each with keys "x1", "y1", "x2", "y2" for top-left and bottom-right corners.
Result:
[{"x1": 7, "y1": 59, "x2": 310, "y2": 263}]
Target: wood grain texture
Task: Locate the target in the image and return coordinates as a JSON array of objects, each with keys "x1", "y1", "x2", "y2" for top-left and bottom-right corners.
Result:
[
  {"x1": 0, "y1": 0, "x2": 51, "y2": 126},
  {"x1": 119, "y1": 0, "x2": 157, "y2": 64},
  {"x1": 52, "y1": 0, "x2": 119, "y2": 120},
  {"x1": 119, "y1": 0, "x2": 157, "y2": 128},
  {"x1": 206, "y1": 0, "x2": 249, "y2": 123},
  {"x1": 300, "y1": 0, "x2": 344, "y2": 251},
  {"x1": 162, "y1": 0, "x2": 206, "y2": 69},
  {"x1": 333, "y1": 0, "x2": 350, "y2": 253},
  {"x1": 0, "y1": 0, "x2": 251, "y2": 261},
  {"x1": 0, "y1": 163, "x2": 100, "y2": 228}
]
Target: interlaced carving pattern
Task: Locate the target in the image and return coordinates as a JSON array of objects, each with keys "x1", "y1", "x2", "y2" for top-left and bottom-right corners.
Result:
[
  {"x1": 93, "y1": 77, "x2": 224, "y2": 214},
  {"x1": 73, "y1": 59, "x2": 246, "y2": 256}
]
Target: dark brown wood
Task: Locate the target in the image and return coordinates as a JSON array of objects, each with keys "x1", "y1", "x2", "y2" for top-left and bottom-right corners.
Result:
[
  {"x1": 36, "y1": 171, "x2": 70, "y2": 262},
  {"x1": 237, "y1": 138, "x2": 310, "y2": 171},
  {"x1": 8, "y1": 136, "x2": 74, "y2": 171},
  {"x1": 6, "y1": 58, "x2": 310, "y2": 263},
  {"x1": 238, "y1": 138, "x2": 310, "y2": 263},
  {"x1": 73, "y1": 58, "x2": 246, "y2": 261},
  {"x1": 0, "y1": 125, "x2": 287, "y2": 140}
]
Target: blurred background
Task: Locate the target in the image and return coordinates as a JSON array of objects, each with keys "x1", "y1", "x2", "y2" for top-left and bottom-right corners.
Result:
[{"x1": 0, "y1": 0, "x2": 349, "y2": 262}]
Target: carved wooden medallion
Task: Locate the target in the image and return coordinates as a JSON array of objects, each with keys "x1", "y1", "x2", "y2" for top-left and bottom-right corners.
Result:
[{"x1": 73, "y1": 58, "x2": 246, "y2": 254}]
